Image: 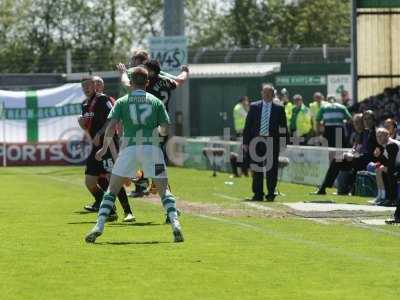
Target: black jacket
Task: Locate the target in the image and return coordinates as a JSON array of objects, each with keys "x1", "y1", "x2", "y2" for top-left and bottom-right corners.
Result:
[{"x1": 243, "y1": 100, "x2": 288, "y2": 148}]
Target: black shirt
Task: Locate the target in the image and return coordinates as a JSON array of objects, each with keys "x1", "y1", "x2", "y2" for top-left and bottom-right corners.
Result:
[
  {"x1": 81, "y1": 93, "x2": 113, "y2": 138},
  {"x1": 146, "y1": 75, "x2": 177, "y2": 112}
]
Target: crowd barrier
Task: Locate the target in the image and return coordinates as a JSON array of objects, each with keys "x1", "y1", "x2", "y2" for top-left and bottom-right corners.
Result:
[
  {"x1": 1, "y1": 136, "x2": 350, "y2": 187},
  {"x1": 170, "y1": 137, "x2": 349, "y2": 186}
]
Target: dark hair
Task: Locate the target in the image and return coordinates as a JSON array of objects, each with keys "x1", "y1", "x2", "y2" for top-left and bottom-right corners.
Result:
[
  {"x1": 128, "y1": 67, "x2": 149, "y2": 86},
  {"x1": 363, "y1": 110, "x2": 375, "y2": 119},
  {"x1": 384, "y1": 118, "x2": 397, "y2": 129},
  {"x1": 145, "y1": 59, "x2": 161, "y2": 76},
  {"x1": 132, "y1": 50, "x2": 149, "y2": 64}
]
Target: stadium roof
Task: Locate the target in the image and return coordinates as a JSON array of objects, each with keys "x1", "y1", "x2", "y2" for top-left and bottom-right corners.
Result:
[
  {"x1": 189, "y1": 63, "x2": 281, "y2": 78},
  {"x1": 65, "y1": 62, "x2": 281, "y2": 81}
]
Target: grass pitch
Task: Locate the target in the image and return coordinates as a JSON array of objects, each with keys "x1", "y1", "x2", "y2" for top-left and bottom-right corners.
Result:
[{"x1": 1, "y1": 166, "x2": 400, "y2": 300}]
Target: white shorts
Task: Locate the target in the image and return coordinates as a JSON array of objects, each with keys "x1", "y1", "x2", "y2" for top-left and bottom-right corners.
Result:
[{"x1": 112, "y1": 145, "x2": 167, "y2": 179}]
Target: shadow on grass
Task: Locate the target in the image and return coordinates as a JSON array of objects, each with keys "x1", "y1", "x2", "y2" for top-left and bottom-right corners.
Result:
[
  {"x1": 109, "y1": 222, "x2": 162, "y2": 227},
  {"x1": 96, "y1": 240, "x2": 169, "y2": 246},
  {"x1": 68, "y1": 221, "x2": 96, "y2": 225},
  {"x1": 73, "y1": 211, "x2": 97, "y2": 215}
]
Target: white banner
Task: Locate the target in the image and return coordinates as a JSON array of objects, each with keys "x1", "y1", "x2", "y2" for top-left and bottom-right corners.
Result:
[
  {"x1": 0, "y1": 83, "x2": 85, "y2": 143},
  {"x1": 327, "y1": 75, "x2": 353, "y2": 102},
  {"x1": 149, "y1": 35, "x2": 188, "y2": 75}
]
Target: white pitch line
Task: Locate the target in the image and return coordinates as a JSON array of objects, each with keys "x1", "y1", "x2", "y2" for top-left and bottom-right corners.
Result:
[{"x1": 212, "y1": 193, "x2": 241, "y2": 201}]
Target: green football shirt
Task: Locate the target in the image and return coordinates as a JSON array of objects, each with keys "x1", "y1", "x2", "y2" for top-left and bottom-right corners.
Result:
[
  {"x1": 316, "y1": 102, "x2": 351, "y2": 127},
  {"x1": 108, "y1": 89, "x2": 170, "y2": 146}
]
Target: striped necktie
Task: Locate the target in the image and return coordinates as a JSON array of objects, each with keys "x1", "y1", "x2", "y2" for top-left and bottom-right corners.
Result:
[{"x1": 260, "y1": 103, "x2": 270, "y2": 136}]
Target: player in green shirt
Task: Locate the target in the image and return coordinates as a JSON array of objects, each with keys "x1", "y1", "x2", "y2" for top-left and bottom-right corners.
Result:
[
  {"x1": 316, "y1": 96, "x2": 352, "y2": 147},
  {"x1": 85, "y1": 66, "x2": 184, "y2": 243}
]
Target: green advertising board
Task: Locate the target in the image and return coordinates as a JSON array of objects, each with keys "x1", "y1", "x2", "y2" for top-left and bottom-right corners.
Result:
[
  {"x1": 275, "y1": 75, "x2": 327, "y2": 86},
  {"x1": 357, "y1": 0, "x2": 400, "y2": 8}
]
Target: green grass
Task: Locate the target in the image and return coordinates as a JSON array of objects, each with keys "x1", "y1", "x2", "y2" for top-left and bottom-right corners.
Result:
[
  {"x1": 168, "y1": 167, "x2": 373, "y2": 206},
  {"x1": 1, "y1": 166, "x2": 400, "y2": 300}
]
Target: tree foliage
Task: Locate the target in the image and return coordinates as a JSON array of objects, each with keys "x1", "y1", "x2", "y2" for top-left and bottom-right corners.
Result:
[{"x1": 0, "y1": 0, "x2": 351, "y2": 73}]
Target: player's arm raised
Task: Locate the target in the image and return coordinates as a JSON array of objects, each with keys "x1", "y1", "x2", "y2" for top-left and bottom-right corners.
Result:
[
  {"x1": 116, "y1": 63, "x2": 130, "y2": 88},
  {"x1": 160, "y1": 65, "x2": 189, "y2": 87}
]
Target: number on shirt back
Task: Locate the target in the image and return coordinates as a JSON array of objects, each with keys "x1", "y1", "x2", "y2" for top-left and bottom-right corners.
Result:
[
  {"x1": 129, "y1": 104, "x2": 152, "y2": 125},
  {"x1": 160, "y1": 91, "x2": 169, "y2": 104}
]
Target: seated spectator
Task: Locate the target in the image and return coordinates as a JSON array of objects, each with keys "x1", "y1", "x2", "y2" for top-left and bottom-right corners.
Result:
[
  {"x1": 230, "y1": 152, "x2": 249, "y2": 178},
  {"x1": 349, "y1": 113, "x2": 364, "y2": 150},
  {"x1": 311, "y1": 111, "x2": 378, "y2": 195},
  {"x1": 290, "y1": 94, "x2": 312, "y2": 145},
  {"x1": 370, "y1": 120, "x2": 400, "y2": 205},
  {"x1": 383, "y1": 118, "x2": 400, "y2": 140},
  {"x1": 368, "y1": 128, "x2": 400, "y2": 208}
]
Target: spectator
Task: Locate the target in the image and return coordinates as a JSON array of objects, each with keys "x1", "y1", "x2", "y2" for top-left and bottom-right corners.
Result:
[
  {"x1": 349, "y1": 113, "x2": 364, "y2": 147},
  {"x1": 279, "y1": 88, "x2": 293, "y2": 128},
  {"x1": 354, "y1": 86, "x2": 400, "y2": 124},
  {"x1": 341, "y1": 90, "x2": 352, "y2": 108},
  {"x1": 316, "y1": 95, "x2": 352, "y2": 147},
  {"x1": 369, "y1": 119, "x2": 400, "y2": 205},
  {"x1": 290, "y1": 94, "x2": 312, "y2": 145},
  {"x1": 231, "y1": 96, "x2": 250, "y2": 177},
  {"x1": 230, "y1": 152, "x2": 249, "y2": 178},
  {"x1": 311, "y1": 111, "x2": 378, "y2": 195},
  {"x1": 309, "y1": 92, "x2": 328, "y2": 136},
  {"x1": 383, "y1": 118, "x2": 400, "y2": 140},
  {"x1": 369, "y1": 128, "x2": 400, "y2": 208},
  {"x1": 233, "y1": 96, "x2": 250, "y2": 137}
]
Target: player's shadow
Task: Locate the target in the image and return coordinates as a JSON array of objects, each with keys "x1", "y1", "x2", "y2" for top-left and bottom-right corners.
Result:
[
  {"x1": 73, "y1": 211, "x2": 96, "y2": 215},
  {"x1": 68, "y1": 221, "x2": 97, "y2": 225},
  {"x1": 96, "y1": 240, "x2": 170, "y2": 246},
  {"x1": 110, "y1": 222, "x2": 162, "y2": 227}
]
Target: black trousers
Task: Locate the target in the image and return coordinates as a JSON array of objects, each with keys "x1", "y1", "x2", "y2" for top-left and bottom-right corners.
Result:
[
  {"x1": 382, "y1": 170, "x2": 397, "y2": 203},
  {"x1": 324, "y1": 126, "x2": 346, "y2": 148},
  {"x1": 320, "y1": 155, "x2": 370, "y2": 191},
  {"x1": 250, "y1": 138, "x2": 279, "y2": 197}
]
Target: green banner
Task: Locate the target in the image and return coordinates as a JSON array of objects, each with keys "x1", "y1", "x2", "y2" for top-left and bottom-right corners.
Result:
[
  {"x1": 5, "y1": 103, "x2": 82, "y2": 121},
  {"x1": 357, "y1": 0, "x2": 400, "y2": 8},
  {"x1": 26, "y1": 91, "x2": 38, "y2": 143},
  {"x1": 275, "y1": 75, "x2": 327, "y2": 86}
]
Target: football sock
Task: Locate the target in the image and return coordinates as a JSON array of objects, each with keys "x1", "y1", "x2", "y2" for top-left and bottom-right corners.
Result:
[
  {"x1": 91, "y1": 189, "x2": 104, "y2": 208},
  {"x1": 98, "y1": 176, "x2": 109, "y2": 191},
  {"x1": 117, "y1": 188, "x2": 132, "y2": 214},
  {"x1": 161, "y1": 191, "x2": 179, "y2": 227},
  {"x1": 96, "y1": 192, "x2": 117, "y2": 232}
]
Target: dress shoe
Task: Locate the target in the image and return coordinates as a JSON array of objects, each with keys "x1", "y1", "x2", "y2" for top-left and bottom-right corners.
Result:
[
  {"x1": 309, "y1": 189, "x2": 326, "y2": 195},
  {"x1": 265, "y1": 194, "x2": 276, "y2": 202},
  {"x1": 385, "y1": 219, "x2": 400, "y2": 225},
  {"x1": 245, "y1": 196, "x2": 263, "y2": 201}
]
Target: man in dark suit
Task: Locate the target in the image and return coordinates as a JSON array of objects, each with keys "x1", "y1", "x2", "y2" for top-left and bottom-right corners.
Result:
[{"x1": 243, "y1": 84, "x2": 288, "y2": 201}]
